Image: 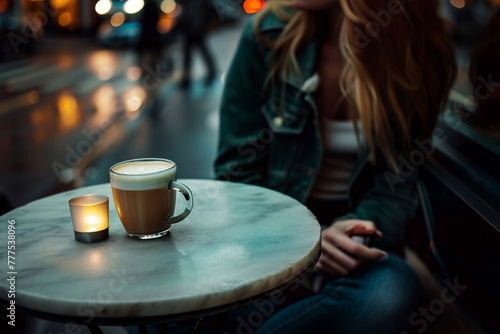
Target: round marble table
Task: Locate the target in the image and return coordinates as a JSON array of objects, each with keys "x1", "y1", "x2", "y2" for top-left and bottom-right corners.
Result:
[{"x1": 0, "y1": 180, "x2": 320, "y2": 325}]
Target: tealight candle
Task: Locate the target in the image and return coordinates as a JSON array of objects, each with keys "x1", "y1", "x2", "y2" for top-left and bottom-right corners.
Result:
[{"x1": 69, "y1": 195, "x2": 109, "y2": 243}]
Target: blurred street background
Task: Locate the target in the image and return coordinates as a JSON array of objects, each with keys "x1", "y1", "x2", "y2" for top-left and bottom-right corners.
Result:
[{"x1": 0, "y1": 0, "x2": 267, "y2": 211}]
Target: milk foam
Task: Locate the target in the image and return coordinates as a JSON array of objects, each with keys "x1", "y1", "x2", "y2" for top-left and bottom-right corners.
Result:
[
  {"x1": 110, "y1": 160, "x2": 176, "y2": 191},
  {"x1": 113, "y1": 161, "x2": 173, "y2": 175}
]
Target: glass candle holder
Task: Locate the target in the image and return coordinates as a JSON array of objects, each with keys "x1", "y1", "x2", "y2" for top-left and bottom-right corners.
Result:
[{"x1": 69, "y1": 195, "x2": 109, "y2": 243}]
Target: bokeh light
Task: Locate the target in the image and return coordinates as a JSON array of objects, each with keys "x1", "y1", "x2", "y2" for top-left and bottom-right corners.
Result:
[
  {"x1": 88, "y1": 50, "x2": 118, "y2": 81},
  {"x1": 30, "y1": 109, "x2": 44, "y2": 126},
  {"x1": 28, "y1": 90, "x2": 40, "y2": 105},
  {"x1": 450, "y1": 0, "x2": 466, "y2": 8},
  {"x1": 126, "y1": 66, "x2": 142, "y2": 81},
  {"x1": 51, "y1": 0, "x2": 71, "y2": 9},
  {"x1": 0, "y1": 0, "x2": 9, "y2": 14},
  {"x1": 161, "y1": 0, "x2": 176, "y2": 14},
  {"x1": 57, "y1": 92, "x2": 80, "y2": 133},
  {"x1": 243, "y1": 0, "x2": 266, "y2": 14},
  {"x1": 99, "y1": 22, "x2": 112, "y2": 35},
  {"x1": 58, "y1": 12, "x2": 72, "y2": 27},
  {"x1": 123, "y1": 86, "x2": 147, "y2": 114},
  {"x1": 123, "y1": 0, "x2": 144, "y2": 14},
  {"x1": 95, "y1": 0, "x2": 112, "y2": 15},
  {"x1": 92, "y1": 85, "x2": 116, "y2": 126},
  {"x1": 30, "y1": 107, "x2": 53, "y2": 143},
  {"x1": 157, "y1": 15, "x2": 174, "y2": 33},
  {"x1": 110, "y1": 12, "x2": 126, "y2": 27}
]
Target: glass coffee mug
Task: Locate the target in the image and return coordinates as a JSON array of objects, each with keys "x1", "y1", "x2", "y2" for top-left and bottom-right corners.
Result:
[{"x1": 109, "y1": 158, "x2": 193, "y2": 239}]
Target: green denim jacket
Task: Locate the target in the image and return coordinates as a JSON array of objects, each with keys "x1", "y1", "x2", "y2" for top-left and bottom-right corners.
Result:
[{"x1": 214, "y1": 14, "x2": 421, "y2": 253}]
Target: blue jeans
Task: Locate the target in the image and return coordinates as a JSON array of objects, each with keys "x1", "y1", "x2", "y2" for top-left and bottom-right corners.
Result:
[{"x1": 222, "y1": 254, "x2": 420, "y2": 334}]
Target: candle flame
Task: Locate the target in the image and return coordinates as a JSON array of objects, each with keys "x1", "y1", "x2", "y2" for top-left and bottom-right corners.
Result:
[{"x1": 86, "y1": 215, "x2": 98, "y2": 224}]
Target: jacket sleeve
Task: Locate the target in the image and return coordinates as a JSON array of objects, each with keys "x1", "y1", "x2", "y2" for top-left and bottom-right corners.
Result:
[
  {"x1": 335, "y1": 156, "x2": 421, "y2": 254},
  {"x1": 214, "y1": 17, "x2": 270, "y2": 186}
]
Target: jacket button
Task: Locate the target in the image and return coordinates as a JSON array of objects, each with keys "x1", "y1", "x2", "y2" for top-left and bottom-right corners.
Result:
[{"x1": 273, "y1": 116, "x2": 284, "y2": 127}]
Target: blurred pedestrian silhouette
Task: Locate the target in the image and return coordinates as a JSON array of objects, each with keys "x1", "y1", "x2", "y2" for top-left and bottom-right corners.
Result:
[
  {"x1": 178, "y1": 0, "x2": 217, "y2": 88},
  {"x1": 137, "y1": 0, "x2": 162, "y2": 74}
]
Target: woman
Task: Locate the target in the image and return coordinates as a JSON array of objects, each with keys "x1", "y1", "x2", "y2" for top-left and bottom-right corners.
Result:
[{"x1": 215, "y1": 0, "x2": 456, "y2": 332}]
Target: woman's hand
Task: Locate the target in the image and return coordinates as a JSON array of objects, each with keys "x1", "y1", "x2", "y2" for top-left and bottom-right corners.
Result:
[{"x1": 317, "y1": 219, "x2": 387, "y2": 277}]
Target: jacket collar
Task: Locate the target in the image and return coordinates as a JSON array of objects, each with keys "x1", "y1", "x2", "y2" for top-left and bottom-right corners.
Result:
[{"x1": 258, "y1": 12, "x2": 320, "y2": 91}]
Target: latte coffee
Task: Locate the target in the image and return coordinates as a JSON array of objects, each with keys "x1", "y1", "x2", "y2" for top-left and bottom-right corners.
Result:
[{"x1": 109, "y1": 159, "x2": 193, "y2": 239}]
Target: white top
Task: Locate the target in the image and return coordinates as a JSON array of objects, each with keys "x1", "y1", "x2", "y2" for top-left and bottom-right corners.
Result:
[
  {"x1": 0, "y1": 181, "x2": 321, "y2": 319},
  {"x1": 309, "y1": 119, "x2": 359, "y2": 200}
]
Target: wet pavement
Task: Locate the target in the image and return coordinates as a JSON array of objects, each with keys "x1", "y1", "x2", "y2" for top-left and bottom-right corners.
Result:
[{"x1": 0, "y1": 19, "x2": 246, "y2": 210}]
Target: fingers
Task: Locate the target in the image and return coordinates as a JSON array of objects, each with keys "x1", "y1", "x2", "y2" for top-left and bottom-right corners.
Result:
[
  {"x1": 318, "y1": 230, "x2": 360, "y2": 277},
  {"x1": 321, "y1": 240, "x2": 359, "y2": 271},
  {"x1": 352, "y1": 244, "x2": 387, "y2": 260},
  {"x1": 325, "y1": 230, "x2": 386, "y2": 260},
  {"x1": 317, "y1": 219, "x2": 388, "y2": 277},
  {"x1": 334, "y1": 219, "x2": 382, "y2": 237},
  {"x1": 317, "y1": 254, "x2": 350, "y2": 276}
]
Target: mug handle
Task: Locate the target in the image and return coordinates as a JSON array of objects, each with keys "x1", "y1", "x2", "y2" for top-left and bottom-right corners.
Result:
[{"x1": 166, "y1": 180, "x2": 193, "y2": 224}]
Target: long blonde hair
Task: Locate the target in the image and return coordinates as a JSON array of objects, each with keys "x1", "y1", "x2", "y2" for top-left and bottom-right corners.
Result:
[{"x1": 255, "y1": 0, "x2": 456, "y2": 170}]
